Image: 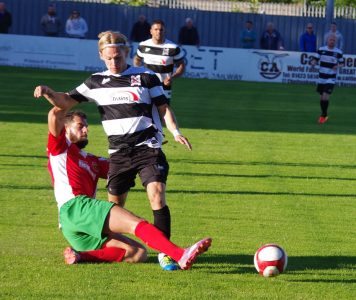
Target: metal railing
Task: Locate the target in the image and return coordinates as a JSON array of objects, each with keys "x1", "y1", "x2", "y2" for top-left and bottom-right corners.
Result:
[
  {"x1": 64, "y1": 0, "x2": 355, "y2": 18},
  {"x1": 148, "y1": 0, "x2": 356, "y2": 18}
]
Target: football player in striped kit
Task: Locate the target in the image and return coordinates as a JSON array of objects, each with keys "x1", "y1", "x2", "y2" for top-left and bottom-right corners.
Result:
[
  {"x1": 33, "y1": 31, "x2": 194, "y2": 271},
  {"x1": 312, "y1": 33, "x2": 344, "y2": 124},
  {"x1": 29, "y1": 103, "x2": 211, "y2": 268},
  {"x1": 134, "y1": 19, "x2": 185, "y2": 104}
]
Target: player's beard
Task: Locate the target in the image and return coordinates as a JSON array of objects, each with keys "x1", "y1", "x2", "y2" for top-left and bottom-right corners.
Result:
[
  {"x1": 76, "y1": 139, "x2": 88, "y2": 149},
  {"x1": 68, "y1": 131, "x2": 88, "y2": 149}
]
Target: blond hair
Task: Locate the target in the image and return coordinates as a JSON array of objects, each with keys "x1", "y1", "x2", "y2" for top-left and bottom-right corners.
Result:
[
  {"x1": 326, "y1": 33, "x2": 337, "y2": 42},
  {"x1": 98, "y1": 31, "x2": 130, "y2": 55}
]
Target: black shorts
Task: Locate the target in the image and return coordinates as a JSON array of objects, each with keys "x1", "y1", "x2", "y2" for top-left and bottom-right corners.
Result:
[
  {"x1": 316, "y1": 83, "x2": 334, "y2": 95},
  {"x1": 107, "y1": 146, "x2": 169, "y2": 196}
]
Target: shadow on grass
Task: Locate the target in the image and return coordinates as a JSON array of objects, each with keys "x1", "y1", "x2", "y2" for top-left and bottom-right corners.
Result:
[
  {"x1": 0, "y1": 106, "x2": 100, "y2": 124},
  {"x1": 172, "y1": 172, "x2": 356, "y2": 182},
  {"x1": 170, "y1": 158, "x2": 356, "y2": 170},
  {"x1": 3, "y1": 184, "x2": 356, "y2": 199},
  {"x1": 3, "y1": 153, "x2": 356, "y2": 171},
  {"x1": 165, "y1": 189, "x2": 356, "y2": 198},
  {"x1": 4, "y1": 154, "x2": 354, "y2": 169},
  {"x1": 1, "y1": 163, "x2": 44, "y2": 168},
  {"x1": 3, "y1": 181, "x2": 355, "y2": 198},
  {"x1": 93, "y1": 187, "x2": 356, "y2": 198},
  {"x1": 196, "y1": 254, "x2": 356, "y2": 278},
  {"x1": 0, "y1": 184, "x2": 51, "y2": 191},
  {"x1": 0, "y1": 154, "x2": 47, "y2": 159},
  {"x1": 1, "y1": 68, "x2": 356, "y2": 135}
]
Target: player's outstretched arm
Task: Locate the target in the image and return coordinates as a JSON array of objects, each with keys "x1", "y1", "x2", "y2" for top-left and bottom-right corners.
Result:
[
  {"x1": 47, "y1": 107, "x2": 67, "y2": 137},
  {"x1": 158, "y1": 104, "x2": 192, "y2": 150},
  {"x1": 34, "y1": 85, "x2": 78, "y2": 111}
]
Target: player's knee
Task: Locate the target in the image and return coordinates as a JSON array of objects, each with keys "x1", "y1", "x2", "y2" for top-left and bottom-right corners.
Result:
[
  {"x1": 135, "y1": 247, "x2": 148, "y2": 263},
  {"x1": 147, "y1": 182, "x2": 166, "y2": 208},
  {"x1": 149, "y1": 196, "x2": 166, "y2": 209},
  {"x1": 124, "y1": 246, "x2": 147, "y2": 263}
]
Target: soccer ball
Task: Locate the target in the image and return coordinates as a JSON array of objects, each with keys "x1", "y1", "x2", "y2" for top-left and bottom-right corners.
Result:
[{"x1": 254, "y1": 244, "x2": 287, "y2": 277}]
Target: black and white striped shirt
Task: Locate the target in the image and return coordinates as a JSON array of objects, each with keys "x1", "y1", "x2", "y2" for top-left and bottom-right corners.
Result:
[
  {"x1": 68, "y1": 66, "x2": 168, "y2": 153},
  {"x1": 136, "y1": 38, "x2": 185, "y2": 99},
  {"x1": 314, "y1": 46, "x2": 344, "y2": 85}
]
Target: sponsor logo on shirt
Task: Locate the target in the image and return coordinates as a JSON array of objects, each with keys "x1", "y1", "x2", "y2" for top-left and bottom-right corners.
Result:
[{"x1": 112, "y1": 91, "x2": 139, "y2": 102}]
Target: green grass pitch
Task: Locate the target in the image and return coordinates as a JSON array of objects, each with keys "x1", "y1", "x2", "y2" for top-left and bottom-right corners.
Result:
[{"x1": 0, "y1": 66, "x2": 355, "y2": 299}]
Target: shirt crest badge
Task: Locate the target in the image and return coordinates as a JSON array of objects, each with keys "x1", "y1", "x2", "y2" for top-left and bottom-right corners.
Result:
[
  {"x1": 162, "y1": 48, "x2": 169, "y2": 56},
  {"x1": 130, "y1": 75, "x2": 141, "y2": 86}
]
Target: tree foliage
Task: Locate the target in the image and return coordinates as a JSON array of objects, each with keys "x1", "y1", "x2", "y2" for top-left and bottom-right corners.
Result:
[
  {"x1": 108, "y1": 0, "x2": 148, "y2": 6},
  {"x1": 231, "y1": 0, "x2": 356, "y2": 6},
  {"x1": 108, "y1": 0, "x2": 355, "y2": 7},
  {"x1": 308, "y1": 0, "x2": 356, "y2": 7}
]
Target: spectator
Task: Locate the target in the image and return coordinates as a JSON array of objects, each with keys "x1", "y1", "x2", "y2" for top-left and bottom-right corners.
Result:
[
  {"x1": 240, "y1": 20, "x2": 256, "y2": 49},
  {"x1": 324, "y1": 22, "x2": 343, "y2": 50},
  {"x1": 0, "y1": 2, "x2": 12, "y2": 34},
  {"x1": 260, "y1": 22, "x2": 284, "y2": 50},
  {"x1": 299, "y1": 23, "x2": 317, "y2": 52},
  {"x1": 178, "y1": 17, "x2": 200, "y2": 46},
  {"x1": 65, "y1": 10, "x2": 88, "y2": 39},
  {"x1": 130, "y1": 15, "x2": 151, "y2": 43},
  {"x1": 40, "y1": 4, "x2": 61, "y2": 37}
]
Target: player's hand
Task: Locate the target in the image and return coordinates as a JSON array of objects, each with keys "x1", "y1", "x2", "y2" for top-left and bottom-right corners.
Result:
[
  {"x1": 163, "y1": 76, "x2": 172, "y2": 87},
  {"x1": 174, "y1": 134, "x2": 192, "y2": 151},
  {"x1": 34, "y1": 85, "x2": 53, "y2": 98}
]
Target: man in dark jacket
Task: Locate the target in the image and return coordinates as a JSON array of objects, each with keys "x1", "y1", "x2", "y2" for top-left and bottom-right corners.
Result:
[
  {"x1": 260, "y1": 22, "x2": 284, "y2": 50},
  {"x1": 130, "y1": 15, "x2": 151, "y2": 43},
  {"x1": 0, "y1": 2, "x2": 12, "y2": 34},
  {"x1": 40, "y1": 4, "x2": 61, "y2": 37},
  {"x1": 178, "y1": 18, "x2": 200, "y2": 46}
]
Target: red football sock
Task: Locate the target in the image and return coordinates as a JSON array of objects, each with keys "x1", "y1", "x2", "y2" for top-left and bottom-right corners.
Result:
[
  {"x1": 134, "y1": 221, "x2": 184, "y2": 262},
  {"x1": 78, "y1": 246, "x2": 126, "y2": 263}
]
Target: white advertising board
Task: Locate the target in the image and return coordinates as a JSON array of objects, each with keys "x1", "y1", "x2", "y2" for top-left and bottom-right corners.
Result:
[
  {"x1": 180, "y1": 45, "x2": 356, "y2": 87},
  {"x1": 1, "y1": 34, "x2": 355, "y2": 87},
  {"x1": 0, "y1": 34, "x2": 103, "y2": 72}
]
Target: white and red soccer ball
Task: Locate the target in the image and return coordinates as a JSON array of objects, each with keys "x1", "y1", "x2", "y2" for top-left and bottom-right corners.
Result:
[{"x1": 254, "y1": 244, "x2": 288, "y2": 277}]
